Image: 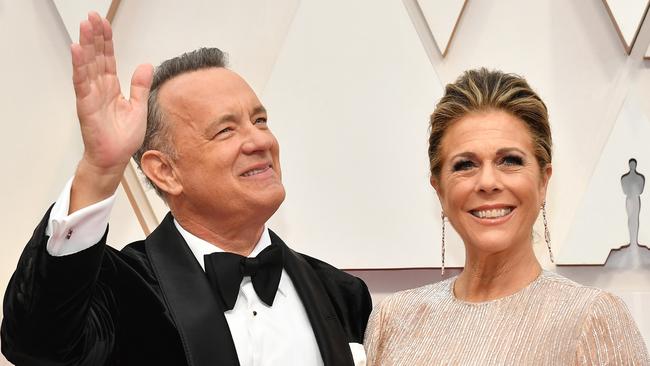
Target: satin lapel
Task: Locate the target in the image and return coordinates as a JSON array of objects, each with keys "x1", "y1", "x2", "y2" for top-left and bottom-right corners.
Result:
[
  {"x1": 146, "y1": 213, "x2": 240, "y2": 366},
  {"x1": 270, "y1": 231, "x2": 354, "y2": 366}
]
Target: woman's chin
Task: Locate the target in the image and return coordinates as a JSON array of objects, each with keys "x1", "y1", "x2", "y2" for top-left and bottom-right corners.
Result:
[{"x1": 464, "y1": 234, "x2": 520, "y2": 256}]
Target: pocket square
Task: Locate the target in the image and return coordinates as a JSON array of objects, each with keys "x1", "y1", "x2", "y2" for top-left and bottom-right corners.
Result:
[{"x1": 349, "y1": 342, "x2": 366, "y2": 366}]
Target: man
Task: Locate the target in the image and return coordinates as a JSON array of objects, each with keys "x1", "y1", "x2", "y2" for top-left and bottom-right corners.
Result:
[{"x1": 2, "y1": 12, "x2": 371, "y2": 366}]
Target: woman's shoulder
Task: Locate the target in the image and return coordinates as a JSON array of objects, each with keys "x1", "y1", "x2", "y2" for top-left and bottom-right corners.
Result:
[
  {"x1": 376, "y1": 277, "x2": 455, "y2": 312},
  {"x1": 535, "y1": 271, "x2": 634, "y2": 319},
  {"x1": 545, "y1": 271, "x2": 650, "y2": 364},
  {"x1": 539, "y1": 270, "x2": 607, "y2": 297}
]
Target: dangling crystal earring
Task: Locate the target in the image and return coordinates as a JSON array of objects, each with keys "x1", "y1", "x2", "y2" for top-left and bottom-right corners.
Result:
[
  {"x1": 441, "y1": 211, "x2": 446, "y2": 276},
  {"x1": 542, "y1": 201, "x2": 554, "y2": 263}
]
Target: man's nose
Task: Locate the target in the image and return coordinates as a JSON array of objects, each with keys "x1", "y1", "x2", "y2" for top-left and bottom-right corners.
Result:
[{"x1": 241, "y1": 123, "x2": 274, "y2": 154}]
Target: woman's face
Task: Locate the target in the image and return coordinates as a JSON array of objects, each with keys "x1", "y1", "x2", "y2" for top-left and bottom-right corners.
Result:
[{"x1": 431, "y1": 109, "x2": 551, "y2": 256}]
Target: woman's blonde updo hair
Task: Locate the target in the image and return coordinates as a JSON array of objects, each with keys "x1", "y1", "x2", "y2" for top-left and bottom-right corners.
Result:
[{"x1": 428, "y1": 68, "x2": 552, "y2": 179}]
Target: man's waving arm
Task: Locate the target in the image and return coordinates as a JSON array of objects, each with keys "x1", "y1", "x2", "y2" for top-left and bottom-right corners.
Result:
[{"x1": 2, "y1": 12, "x2": 152, "y2": 365}]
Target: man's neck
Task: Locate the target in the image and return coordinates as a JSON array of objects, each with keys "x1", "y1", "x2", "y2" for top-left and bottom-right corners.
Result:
[{"x1": 173, "y1": 213, "x2": 266, "y2": 257}]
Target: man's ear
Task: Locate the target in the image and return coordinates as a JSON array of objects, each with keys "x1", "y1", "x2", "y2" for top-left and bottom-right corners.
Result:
[{"x1": 140, "y1": 150, "x2": 183, "y2": 197}]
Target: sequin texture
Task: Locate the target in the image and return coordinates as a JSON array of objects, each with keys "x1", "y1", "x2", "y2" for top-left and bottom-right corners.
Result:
[{"x1": 364, "y1": 271, "x2": 649, "y2": 365}]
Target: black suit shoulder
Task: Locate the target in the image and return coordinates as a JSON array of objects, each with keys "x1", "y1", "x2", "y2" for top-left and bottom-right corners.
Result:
[
  {"x1": 300, "y1": 252, "x2": 368, "y2": 295},
  {"x1": 117, "y1": 240, "x2": 153, "y2": 278},
  {"x1": 295, "y1": 251, "x2": 372, "y2": 343}
]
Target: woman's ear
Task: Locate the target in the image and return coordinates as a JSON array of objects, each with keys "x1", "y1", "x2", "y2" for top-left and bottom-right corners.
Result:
[
  {"x1": 430, "y1": 175, "x2": 445, "y2": 211},
  {"x1": 140, "y1": 150, "x2": 183, "y2": 197},
  {"x1": 430, "y1": 175, "x2": 442, "y2": 196},
  {"x1": 539, "y1": 163, "x2": 553, "y2": 203}
]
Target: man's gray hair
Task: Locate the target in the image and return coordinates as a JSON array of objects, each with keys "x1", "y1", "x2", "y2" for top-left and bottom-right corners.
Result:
[{"x1": 132, "y1": 47, "x2": 228, "y2": 199}]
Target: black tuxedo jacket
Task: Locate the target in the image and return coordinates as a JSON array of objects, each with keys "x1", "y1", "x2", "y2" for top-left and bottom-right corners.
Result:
[{"x1": 2, "y1": 209, "x2": 372, "y2": 366}]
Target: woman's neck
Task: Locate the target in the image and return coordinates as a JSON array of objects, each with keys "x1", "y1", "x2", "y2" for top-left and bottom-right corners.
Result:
[{"x1": 453, "y1": 245, "x2": 542, "y2": 303}]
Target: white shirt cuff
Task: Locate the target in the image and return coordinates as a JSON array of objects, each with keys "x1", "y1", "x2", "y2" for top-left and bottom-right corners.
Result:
[
  {"x1": 349, "y1": 342, "x2": 367, "y2": 366},
  {"x1": 45, "y1": 177, "x2": 116, "y2": 256}
]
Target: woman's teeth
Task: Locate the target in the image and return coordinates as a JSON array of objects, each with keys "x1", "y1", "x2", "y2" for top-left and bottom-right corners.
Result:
[{"x1": 471, "y1": 207, "x2": 513, "y2": 219}]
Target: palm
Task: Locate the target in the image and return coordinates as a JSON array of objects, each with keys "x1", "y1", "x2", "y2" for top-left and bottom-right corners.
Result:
[{"x1": 71, "y1": 13, "x2": 153, "y2": 171}]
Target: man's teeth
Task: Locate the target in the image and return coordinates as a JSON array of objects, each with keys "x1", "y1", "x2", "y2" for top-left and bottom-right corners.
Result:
[
  {"x1": 242, "y1": 167, "x2": 267, "y2": 177},
  {"x1": 471, "y1": 208, "x2": 512, "y2": 219}
]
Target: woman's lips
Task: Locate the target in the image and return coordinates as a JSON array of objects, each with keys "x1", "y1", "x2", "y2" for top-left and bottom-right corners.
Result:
[
  {"x1": 468, "y1": 206, "x2": 516, "y2": 225},
  {"x1": 470, "y1": 207, "x2": 513, "y2": 219}
]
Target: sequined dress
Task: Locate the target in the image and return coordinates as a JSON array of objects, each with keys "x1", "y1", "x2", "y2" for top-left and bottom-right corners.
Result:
[{"x1": 364, "y1": 271, "x2": 649, "y2": 365}]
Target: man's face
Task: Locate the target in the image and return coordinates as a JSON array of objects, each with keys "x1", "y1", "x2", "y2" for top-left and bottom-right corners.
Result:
[{"x1": 158, "y1": 67, "x2": 285, "y2": 224}]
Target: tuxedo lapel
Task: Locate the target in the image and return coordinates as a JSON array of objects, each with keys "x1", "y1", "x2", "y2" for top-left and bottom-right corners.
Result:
[
  {"x1": 146, "y1": 213, "x2": 240, "y2": 366},
  {"x1": 270, "y1": 231, "x2": 355, "y2": 366}
]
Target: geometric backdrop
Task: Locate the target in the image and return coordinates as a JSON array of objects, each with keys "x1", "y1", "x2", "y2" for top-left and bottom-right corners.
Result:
[{"x1": 2, "y1": 3, "x2": 649, "y2": 363}]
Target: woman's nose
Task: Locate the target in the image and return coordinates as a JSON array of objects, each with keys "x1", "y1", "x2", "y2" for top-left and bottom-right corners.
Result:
[{"x1": 476, "y1": 164, "x2": 502, "y2": 193}]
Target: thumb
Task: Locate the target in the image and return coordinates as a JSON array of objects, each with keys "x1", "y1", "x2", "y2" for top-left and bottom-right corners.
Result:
[{"x1": 129, "y1": 63, "x2": 154, "y2": 106}]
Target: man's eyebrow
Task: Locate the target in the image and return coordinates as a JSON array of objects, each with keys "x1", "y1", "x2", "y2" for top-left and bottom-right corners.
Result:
[
  {"x1": 203, "y1": 114, "x2": 236, "y2": 137},
  {"x1": 252, "y1": 105, "x2": 267, "y2": 116},
  {"x1": 205, "y1": 113, "x2": 237, "y2": 127}
]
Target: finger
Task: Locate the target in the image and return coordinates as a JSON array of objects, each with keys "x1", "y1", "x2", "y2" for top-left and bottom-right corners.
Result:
[
  {"x1": 129, "y1": 64, "x2": 154, "y2": 106},
  {"x1": 79, "y1": 19, "x2": 97, "y2": 81},
  {"x1": 88, "y1": 12, "x2": 106, "y2": 75},
  {"x1": 102, "y1": 18, "x2": 117, "y2": 75},
  {"x1": 71, "y1": 44, "x2": 91, "y2": 99}
]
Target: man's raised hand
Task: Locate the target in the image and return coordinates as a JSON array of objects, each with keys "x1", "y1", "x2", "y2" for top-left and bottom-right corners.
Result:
[{"x1": 69, "y1": 12, "x2": 153, "y2": 213}]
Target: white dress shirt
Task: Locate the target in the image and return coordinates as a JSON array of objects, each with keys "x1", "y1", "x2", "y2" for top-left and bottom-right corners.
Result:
[
  {"x1": 45, "y1": 178, "x2": 324, "y2": 366},
  {"x1": 174, "y1": 221, "x2": 323, "y2": 366}
]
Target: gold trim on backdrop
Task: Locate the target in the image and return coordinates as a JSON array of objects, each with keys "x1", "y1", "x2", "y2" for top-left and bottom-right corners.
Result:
[
  {"x1": 602, "y1": 0, "x2": 650, "y2": 55},
  {"x1": 106, "y1": 0, "x2": 121, "y2": 23},
  {"x1": 416, "y1": 0, "x2": 468, "y2": 58},
  {"x1": 121, "y1": 161, "x2": 158, "y2": 235},
  {"x1": 443, "y1": 0, "x2": 468, "y2": 57}
]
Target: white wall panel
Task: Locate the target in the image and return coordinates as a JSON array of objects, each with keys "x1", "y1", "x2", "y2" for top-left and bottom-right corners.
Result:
[
  {"x1": 109, "y1": 0, "x2": 300, "y2": 99},
  {"x1": 51, "y1": 0, "x2": 115, "y2": 42},
  {"x1": 262, "y1": 0, "x2": 459, "y2": 268}
]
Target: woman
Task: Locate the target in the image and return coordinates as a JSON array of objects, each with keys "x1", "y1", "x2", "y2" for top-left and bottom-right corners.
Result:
[{"x1": 364, "y1": 68, "x2": 649, "y2": 365}]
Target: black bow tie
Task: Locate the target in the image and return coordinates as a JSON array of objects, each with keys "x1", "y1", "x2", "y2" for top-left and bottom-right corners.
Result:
[{"x1": 204, "y1": 244, "x2": 284, "y2": 311}]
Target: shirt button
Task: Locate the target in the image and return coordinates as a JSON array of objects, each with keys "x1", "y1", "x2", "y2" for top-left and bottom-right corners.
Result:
[{"x1": 253, "y1": 311, "x2": 257, "y2": 316}]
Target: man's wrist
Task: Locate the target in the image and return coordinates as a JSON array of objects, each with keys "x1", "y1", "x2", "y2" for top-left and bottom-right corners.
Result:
[{"x1": 69, "y1": 158, "x2": 127, "y2": 214}]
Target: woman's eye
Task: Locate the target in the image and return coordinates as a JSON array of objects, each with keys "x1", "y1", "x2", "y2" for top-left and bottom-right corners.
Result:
[
  {"x1": 254, "y1": 117, "x2": 267, "y2": 125},
  {"x1": 501, "y1": 155, "x2": 524, "y2": 166},
  {"x1": 452, "y1": 160, "x2": 475, "y2": 172}
]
